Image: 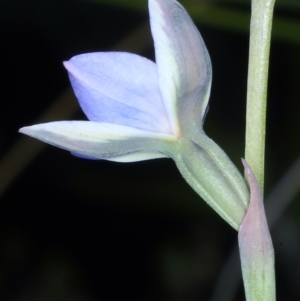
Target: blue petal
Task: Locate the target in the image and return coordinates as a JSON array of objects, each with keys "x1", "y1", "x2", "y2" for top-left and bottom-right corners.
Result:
[
  {"x1": 149, "y1": 0, "x2": 212, "y2": 135},
  {"x1": 71, "y1": 152, "x2": 99, "y2": 160},
  {"x1": 64, "y1": 52, "x2": 172, "y2": 134},
  {"x1": 19, "y1": 122, "x2": 176, "y2": 162}
]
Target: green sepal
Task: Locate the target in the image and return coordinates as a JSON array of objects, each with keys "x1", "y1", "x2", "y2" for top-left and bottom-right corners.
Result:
[{"x1": 173, "y1": 133, "x2": 249, "y2": 230}]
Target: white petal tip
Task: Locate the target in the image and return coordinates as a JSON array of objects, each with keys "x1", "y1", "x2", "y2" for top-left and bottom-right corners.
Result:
[{"x1": 19, "y1": 126, "x2": 34, "y2": 136}]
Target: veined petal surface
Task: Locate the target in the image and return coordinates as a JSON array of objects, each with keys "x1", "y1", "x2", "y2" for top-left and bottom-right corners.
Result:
[
  {"x1": 19, "y1": 122, "x2": 176, "y2": 162},
  {"x1": 64, "y1": 52, "x2": 172, "y2": 134},
  {"x1": 149, "y1": 0, "x2": 212, "y2": 136}
]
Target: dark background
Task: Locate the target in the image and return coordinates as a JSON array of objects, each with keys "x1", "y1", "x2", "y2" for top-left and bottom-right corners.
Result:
[{"x1": 1, "y1": 0, "x2": 300, "y2": 300}]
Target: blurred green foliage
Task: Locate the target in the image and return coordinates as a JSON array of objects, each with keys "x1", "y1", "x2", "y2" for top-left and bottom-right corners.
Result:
[{"x1": 80, "y1": 0, "x2": 300, "y2": 43}]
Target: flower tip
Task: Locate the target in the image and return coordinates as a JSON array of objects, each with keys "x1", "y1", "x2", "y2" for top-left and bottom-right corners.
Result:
[
  {"x1": 19, "y1": 125, "x2": 42, "y2": 140},
  {"x1": 62, "y1": 60, "x2": 71, "y2": 71},
  {"x1": 19, "y1": 126, "x2": 30, "y2": 135}
]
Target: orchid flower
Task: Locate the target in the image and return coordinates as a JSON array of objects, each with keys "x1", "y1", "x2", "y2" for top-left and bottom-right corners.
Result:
[{"x1": 19, "y1": 0, "x2": 249, "y2": 229}]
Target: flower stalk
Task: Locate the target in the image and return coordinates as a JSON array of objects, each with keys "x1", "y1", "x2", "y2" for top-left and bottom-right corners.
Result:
[
  {"x1": 243, "y1": 0, "x2": 276, "y2": 299},
  {"x1": 245, "y1": 0, "x2": 276, "y2": 192}
]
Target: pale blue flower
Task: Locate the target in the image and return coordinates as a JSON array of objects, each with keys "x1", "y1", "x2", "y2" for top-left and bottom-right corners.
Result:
[{"x1": 20, "y1": 0, "x2": 249, "y2": 229}]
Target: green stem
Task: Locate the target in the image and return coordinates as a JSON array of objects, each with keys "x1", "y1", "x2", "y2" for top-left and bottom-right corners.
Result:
[
  {"x1": 245, "y1": 0, "x2": 276, "y2": 193},
  {"x1": 243, "y1": 1, "x2": 276, "y2": 301}
]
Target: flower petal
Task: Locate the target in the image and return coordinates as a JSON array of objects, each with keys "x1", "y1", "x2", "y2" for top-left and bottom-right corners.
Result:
[
  {"x1": 64, "y1": 52, "x2": 171, "y2": 134},
  {"x1": 149, "y1": 0, "x2": 212, "y2": 135},
  {"x1": 19, "y1": 122, "x2": 176, "y2": 162}
]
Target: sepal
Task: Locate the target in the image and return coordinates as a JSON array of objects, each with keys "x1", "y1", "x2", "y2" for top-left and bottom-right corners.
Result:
[{"x1": 174, "y1": 133, "x2": 249, "y2": 229}]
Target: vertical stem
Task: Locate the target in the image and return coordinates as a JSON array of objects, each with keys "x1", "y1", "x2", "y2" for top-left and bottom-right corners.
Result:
[
  {"x1": 245, "y1": 0, "x2": 276, "y2": 193},
  {"x1": 243, "y1": 1, "x2": 276, "y2": 301}
]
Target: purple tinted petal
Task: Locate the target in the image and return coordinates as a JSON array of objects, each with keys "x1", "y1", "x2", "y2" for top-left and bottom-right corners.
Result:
[
  {"x1": 64, "y1": 52, "x2": 171, "y2": 134},
  {"x1": 19, "y1": 122, "x2": 176, "y2": 162},
  {"x1": 149, "y1": 0, "x2": 212, "y2": 135},
  {"x1": 71, "y1": 152, "x2": 99, "y2": 160}
]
